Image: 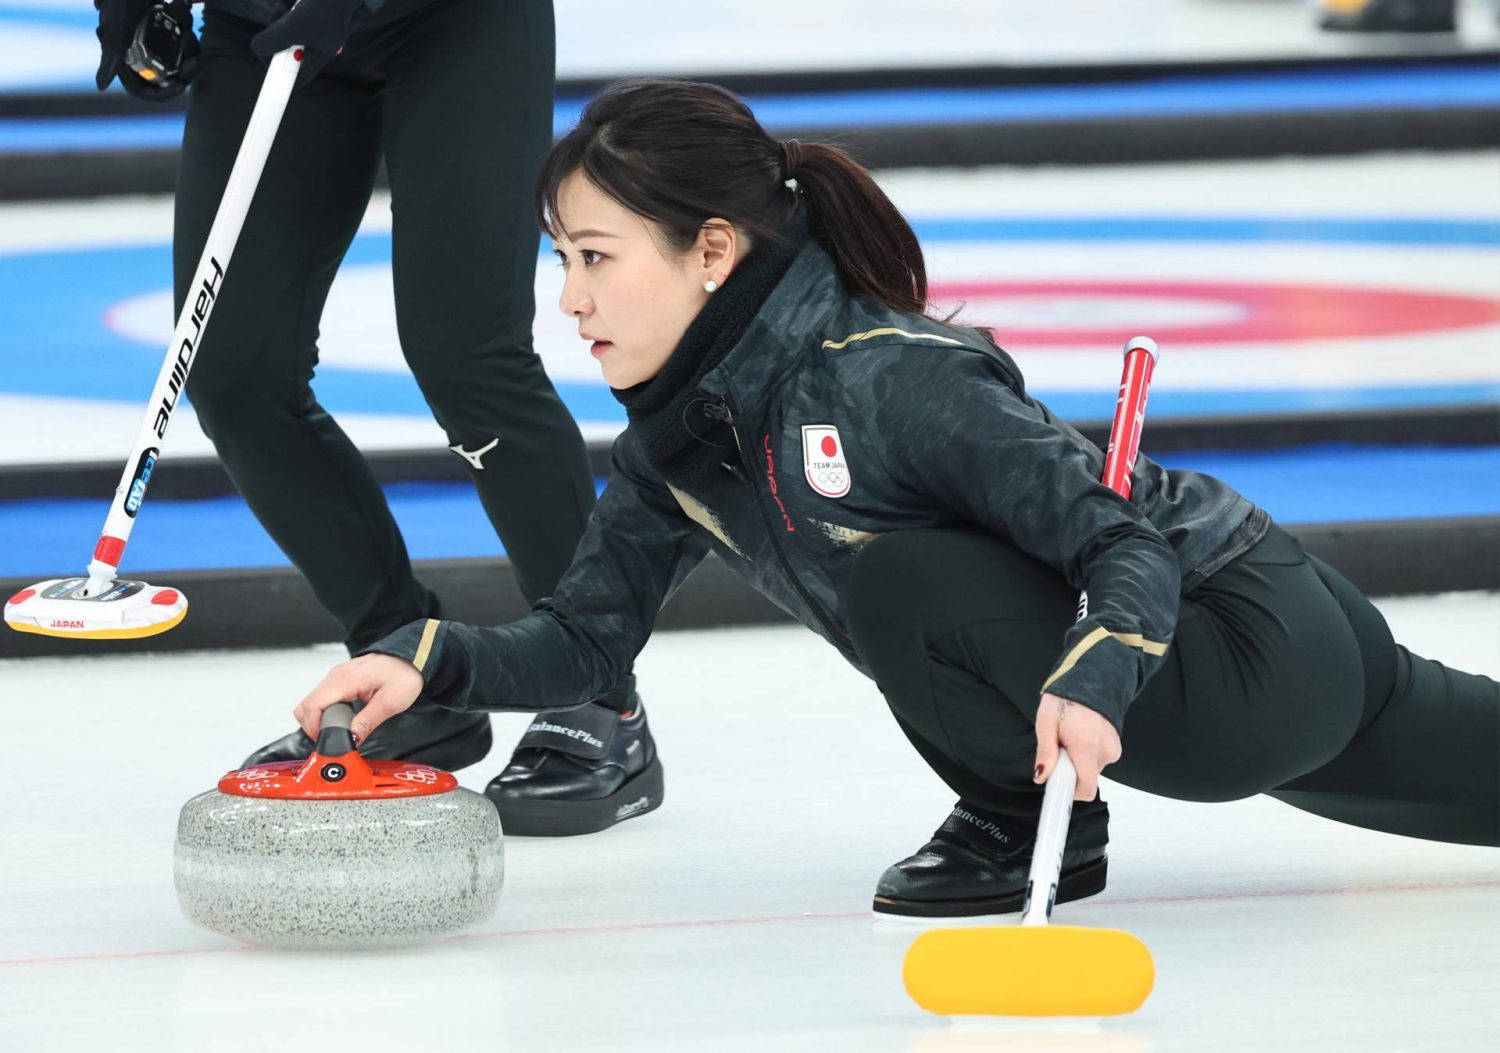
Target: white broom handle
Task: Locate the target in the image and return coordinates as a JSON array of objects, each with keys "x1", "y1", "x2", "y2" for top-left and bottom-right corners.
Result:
[
  {"x1": 1020, "y1": 336, "x2": 1159, "y2": 927},
  {"x1": 1020, "y1": 750, "x2": 1079, "y2": 926},
  {"x1": 83, "y1": 48, "x2": 302, "y2": 594}
]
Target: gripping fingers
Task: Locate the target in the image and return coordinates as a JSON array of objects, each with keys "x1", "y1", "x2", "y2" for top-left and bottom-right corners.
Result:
[
  {"x1": 293, "y1": 664, "x2": 360, "y2": 740},
  {"x1": 1036, "y1": 693, "x2": 1114, "y2": 800},
  {"x1": 292, "y1": 655, "x2": 422, "y2": 745},
  {"x1": 1033, "y1": 698, "x2": 1061, "y2": 784},
  {"x1": 345, "y1": 656, "x2": 423, "y2": 741},
  {"x1": 1073, "y1": 757, "x2": 1101, "y2": 802}
]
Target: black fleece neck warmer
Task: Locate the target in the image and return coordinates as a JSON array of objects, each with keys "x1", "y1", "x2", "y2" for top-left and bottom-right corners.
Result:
[{"x1": 612, "y1": 227, "x2": 806, "y2": 492}]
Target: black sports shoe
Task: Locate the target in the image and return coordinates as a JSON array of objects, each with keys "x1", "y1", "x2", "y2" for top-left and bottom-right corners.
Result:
[
  {"x1": 873, "y1": 799, "x2": 1109, "y2": 919},
  {"x1": 486, "y1": 679, "x2": 663, "y2": 836},
  {"x1": 240, "y1": 701, "x2": 492, "y2": 772}
]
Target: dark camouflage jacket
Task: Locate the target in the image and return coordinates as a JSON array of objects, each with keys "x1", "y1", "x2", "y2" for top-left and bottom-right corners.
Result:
[
  {"x1": 204, "y1": 0, "x2": 433, "y2": 31},
  {"x1": 369, "y1": 242, "x2": 1267, "y2": 732}
]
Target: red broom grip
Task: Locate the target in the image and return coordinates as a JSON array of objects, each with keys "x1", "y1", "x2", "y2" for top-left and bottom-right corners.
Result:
[{"x1": 1100, "y1": 337, "x2": 1160, "y2": 500}]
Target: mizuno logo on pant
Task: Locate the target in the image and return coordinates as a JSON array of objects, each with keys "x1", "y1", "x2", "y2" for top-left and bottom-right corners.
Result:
[{"x1": 450, "y1": 438, "x2": 499, "y2": 469}]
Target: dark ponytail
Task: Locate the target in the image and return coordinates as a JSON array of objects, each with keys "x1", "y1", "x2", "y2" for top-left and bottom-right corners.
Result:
[{"x1": 537, "y1": 78, "x2": 928, "y2": 314}]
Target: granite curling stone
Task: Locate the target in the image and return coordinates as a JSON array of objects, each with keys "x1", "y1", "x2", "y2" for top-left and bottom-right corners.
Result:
[{"x1": 174, "y1": 702, "x2": 503, "y2": 949}]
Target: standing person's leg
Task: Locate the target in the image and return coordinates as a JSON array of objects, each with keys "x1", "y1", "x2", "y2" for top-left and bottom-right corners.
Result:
[
  {"x1": 180, "y1": 13, "x2": 488, "y2": 769},
  {"x1": 1269, "y1": 555, "x2": 1499, "y2": 846},
  {"x1": 377, "y1": 0, "x2": 660, "y2": 835},
  {"x1": 381, "y1": 0, "x2": 595, "y2": 606},
  {"x1": 845, "y1": 525, "x2": 1379, "y2": 917},
  {"x1": 179, "y1": 14, "x2": 425, "y2": 640}
]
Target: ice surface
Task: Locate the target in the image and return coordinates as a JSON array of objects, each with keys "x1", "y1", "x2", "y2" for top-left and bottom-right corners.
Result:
[{"x1": 0, "y1": 592, "x2": 1495, "y2": 1050}]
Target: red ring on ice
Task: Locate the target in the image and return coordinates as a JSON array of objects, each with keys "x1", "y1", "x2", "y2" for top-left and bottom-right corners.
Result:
[{"x1": 928, "y1": 279, "x2": 1500, "y2": 346}]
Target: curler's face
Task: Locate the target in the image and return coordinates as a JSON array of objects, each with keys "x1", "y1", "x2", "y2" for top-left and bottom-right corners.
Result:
[{"x1": 551, "y1": 171, "x2": 739, "y2": 389}]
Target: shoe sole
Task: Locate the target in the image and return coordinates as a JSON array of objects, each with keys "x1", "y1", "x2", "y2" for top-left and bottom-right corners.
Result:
[
  {"x1": 488, "y1": 756, "x2": 665, "y2": 837},
  {"x1": 870, "y1": 855, "x2": 1108, "y2": 920}
]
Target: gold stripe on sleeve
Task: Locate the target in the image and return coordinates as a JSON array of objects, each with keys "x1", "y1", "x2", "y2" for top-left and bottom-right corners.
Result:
[
  {"x1": 1042, "y1": 626, "x2": 1111, "y2": 691},
  {"x1": 1041, "y1": 626, "x2": 1169, "y2": 692},
  {"x1": 412, "y1": 618, "x2": 440, "y2": 673},
  {"x1": 821, "y1": 327, "x2": 964, "y2": 351},
  {"x1": 1114, "y1": 632, "x2": 1170, "y2": 657}
]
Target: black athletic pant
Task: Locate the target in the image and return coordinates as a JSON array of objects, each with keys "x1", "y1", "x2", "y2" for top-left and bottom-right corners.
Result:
[
  {"x1": 845, "y1": 523, "x2": 1499, "y2": 847},
  {"x1": 174, "y1": 0, "x2": 595, "y2": 653}
]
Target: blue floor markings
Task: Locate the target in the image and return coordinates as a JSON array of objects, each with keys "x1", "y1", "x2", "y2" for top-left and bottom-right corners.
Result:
[{"x1": 2, "y1": 446, "x2": 1495, "y2": 578}]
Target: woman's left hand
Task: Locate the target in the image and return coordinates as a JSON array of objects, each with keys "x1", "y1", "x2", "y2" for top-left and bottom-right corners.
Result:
[{"x1": 1032, "y1": 691, "x2": 1122, "y2": 802}]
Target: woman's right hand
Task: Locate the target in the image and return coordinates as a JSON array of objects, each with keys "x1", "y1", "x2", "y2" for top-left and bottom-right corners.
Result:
[{"x1": 294, "y1": 653, "x2": 424, "y2": 744}]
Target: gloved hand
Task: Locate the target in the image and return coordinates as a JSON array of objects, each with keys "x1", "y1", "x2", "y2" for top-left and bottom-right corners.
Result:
[
  {"x1": 95, "y1": 0, "x2": 200, "y2": 102},
  {"x1": 251, "y1": 0, "x2": 367, "y2": 86}
]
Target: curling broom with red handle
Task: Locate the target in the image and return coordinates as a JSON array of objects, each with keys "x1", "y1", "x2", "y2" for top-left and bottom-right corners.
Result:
[{"x1": 903, "y1": 335, "x2": 1160, "y2": 1017}]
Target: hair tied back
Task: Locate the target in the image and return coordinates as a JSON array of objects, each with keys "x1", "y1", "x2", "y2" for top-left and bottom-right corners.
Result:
[
  {"x1": 535, "y1": 80, "x2": 926, "y2": 313},
  {"x1": 778, "y1": 139, "x2": 804, "y2": 180}
]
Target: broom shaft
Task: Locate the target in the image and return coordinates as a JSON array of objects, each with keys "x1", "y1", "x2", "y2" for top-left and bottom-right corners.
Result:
[
  {"x1": 1020, "y1": 336, "x2": 1159, "y2": 927},
  {"x1": 82, "y1": 48, "x2": 302, "y2": 594}
]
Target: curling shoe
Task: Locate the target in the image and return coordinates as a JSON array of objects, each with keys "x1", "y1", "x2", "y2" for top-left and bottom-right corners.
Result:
[
  {"x1": 240, "y1": 702, "x2": 492, "y2": 772},
  {"x1": 873, "y1": 799, "x2": 1109, "y2": 919},
  {"x1": 486, "y1": 679, "x2": 664, "y2": 836}
]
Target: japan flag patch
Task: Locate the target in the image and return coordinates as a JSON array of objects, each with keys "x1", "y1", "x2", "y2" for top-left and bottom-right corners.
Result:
[{"x1": 802, "y1": 425, "x2": 851, "y2": 499}]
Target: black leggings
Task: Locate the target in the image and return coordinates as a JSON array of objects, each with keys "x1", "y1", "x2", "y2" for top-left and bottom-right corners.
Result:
[
  {"x1": 845, "y1": 523, "x2": 1499, "y2": 847},
  {"x1": 175, "y1": 0, "x2": 594, "y2": 652}
]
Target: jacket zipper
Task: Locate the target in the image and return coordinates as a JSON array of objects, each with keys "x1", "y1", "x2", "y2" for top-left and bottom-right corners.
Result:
[{"x1": 718, "y1": 394, "x2": 854, "y2": 654}]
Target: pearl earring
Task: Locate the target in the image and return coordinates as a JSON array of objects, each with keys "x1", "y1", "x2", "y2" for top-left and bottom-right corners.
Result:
[{"x1": 704, "y1": 280, "x2": 718, "y2": 293}]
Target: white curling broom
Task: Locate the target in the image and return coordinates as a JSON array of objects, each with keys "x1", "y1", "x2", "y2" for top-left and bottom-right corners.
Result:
[
  {"x1": 903, "y1": 336, "x2": 1160, "y2": 1017},
  {"x1": 4, "y1": 47, "x2": 306, "y2": 641}
]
